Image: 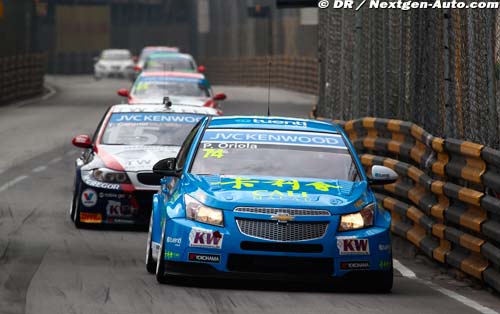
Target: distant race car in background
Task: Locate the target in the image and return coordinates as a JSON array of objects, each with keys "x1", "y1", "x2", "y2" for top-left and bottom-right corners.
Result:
[
  {"x1": 137, "y1": 46, "x2": 180, "y2": 70},
  {"x1": 136, "y1": 52, "x2": 205, "y2": 74},
  {"x1": 94, "y1": 49, "x2": 135, "y2": 80},
  {"x1": 134, "y1": 46, "x2": 181, "y2": 80},
  {"x1": 70, "y1": 104, "x2": 219, "y2": 228},
  {"x1": 117, "y1": 72, "x2": 226, "y2": 112}
]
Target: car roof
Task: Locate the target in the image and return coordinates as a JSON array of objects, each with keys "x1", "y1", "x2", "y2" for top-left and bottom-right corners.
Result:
[
  {"x1": 143, "y1": 46, "x2": 179, "y2": 52},
  {"x1": 147, "y1": 52, "x2": 193, "y2": 60},
  {"x1": 102, "y1": 49, "x2": 130, "y2": 53},
  {"x1": 206, "y1": 116, "x2": 341, "y2": 133},
  {"x1": 110, "y1": 104, "x2": 217, "y2": 115},
  {"x1": 139, "y1": 71, "x2": 205, "y2": 79}
]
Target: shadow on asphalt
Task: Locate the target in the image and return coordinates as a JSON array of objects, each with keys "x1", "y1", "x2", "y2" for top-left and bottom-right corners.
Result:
[{"x1": 163, "y1": 276, "x2": 391, "y2": 294}]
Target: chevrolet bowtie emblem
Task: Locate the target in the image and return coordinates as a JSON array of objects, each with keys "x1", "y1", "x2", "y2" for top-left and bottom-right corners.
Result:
[{"x1": 271, "y1": 212, "x2": 295, "y2": 223}]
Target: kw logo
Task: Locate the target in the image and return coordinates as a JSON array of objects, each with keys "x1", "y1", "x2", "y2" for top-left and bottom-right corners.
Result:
[
  {"x1": 337, "y1": 238, "x2": 370, "y2": 255},
  {"x1": 189, "y1": 228, "x2": 223, "y2": 249}
]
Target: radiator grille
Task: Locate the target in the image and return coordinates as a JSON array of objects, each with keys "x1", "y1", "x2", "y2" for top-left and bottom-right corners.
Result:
[{"x1": 236, "y1": 219, "x2": 328, "y2": 242}]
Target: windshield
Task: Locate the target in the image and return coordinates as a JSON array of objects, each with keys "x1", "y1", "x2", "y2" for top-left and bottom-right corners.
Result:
[
  {"x1": 131, "y1": 77, "x2": 210, "y2": 98},
  {"x1": 101, "y1": 113, "x2": 204, "y2": 146},
  {"x1": 139, "y1": 49, "x2": 178, "y2": 63},
  {"x1": 190, "y1": 129, "x2": 360, "y2": 181},
  {"x1": 101, "y1": 50, "x2": 131, "y2": 60},
  {"x1": 144, "y1": 58, "x2": 194, "y2": 71}
]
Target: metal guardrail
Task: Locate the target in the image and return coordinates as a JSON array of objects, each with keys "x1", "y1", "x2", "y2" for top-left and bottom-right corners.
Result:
[
  {"x1": 313, "y1": 115, "x2": 500, "y2": 293},
  {"x1": 0, "y1": 54, "x2": 46, "y2": 105},
  {"x1": 200, "y1": 56, "x2": 318, "y2": 95}
]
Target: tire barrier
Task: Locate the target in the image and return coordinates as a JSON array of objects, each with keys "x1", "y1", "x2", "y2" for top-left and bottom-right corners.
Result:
[
  {"x1": 200, "y1": 56, "x2": 318, "y2": 95},
  {"x1": 46, "y1": 52, "x2": 99, "y2": 75},
  {"x1": 315, "y1": 115, "x2": 500, "y2": 293},
  {"x1": 0, "y1": 54, "x2": 46, "y2": 105}
]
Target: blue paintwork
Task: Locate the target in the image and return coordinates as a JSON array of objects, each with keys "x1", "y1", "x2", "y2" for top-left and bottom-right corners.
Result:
[{"x1": 150, "y1": 116, "x2": 392, "y2": 277}]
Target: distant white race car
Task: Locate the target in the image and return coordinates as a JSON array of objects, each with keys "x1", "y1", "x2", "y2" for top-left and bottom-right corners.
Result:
[{"x1": 94, "y1": 49, "x2": 135, "y2": 80}]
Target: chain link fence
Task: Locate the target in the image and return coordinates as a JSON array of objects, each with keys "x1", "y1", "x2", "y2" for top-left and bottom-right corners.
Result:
[{"x1": 316, "y1": 6, "x2": 500, "y2": 149}]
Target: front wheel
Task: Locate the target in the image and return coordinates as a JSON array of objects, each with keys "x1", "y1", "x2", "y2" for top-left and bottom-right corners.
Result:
[
  {"x1": 155, "y1": 223, "x2": 169, "y2": 284},
  {"x1": 71, "y1": 184, "x2": 83, "y2": 228},
  {"x1": 146, "y1": 215, "x2": 156, "y2": 274}
]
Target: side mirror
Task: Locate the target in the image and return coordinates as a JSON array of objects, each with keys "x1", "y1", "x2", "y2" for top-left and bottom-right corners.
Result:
[
  {"x1": 134, "y1": 65, "x2": 142, "y2": 72},
  {"x1": 117, "y1": 89, "x2": 129, "y2": 97},
  {"x1": 153, "y1": 158, "x2": 180, "y2": 177},
  {"x1": 368, "y1": 165, "x2": 398, "y2": 185},
  {"x1": 213, "y1": 93, "x2": 226, "y2": 101},
  {"x1": 197, "y1": 65, "x2": 206, "y2": 73},
  {"x1": 72, "y1": 134, "x2": 92, "y2": 149}
]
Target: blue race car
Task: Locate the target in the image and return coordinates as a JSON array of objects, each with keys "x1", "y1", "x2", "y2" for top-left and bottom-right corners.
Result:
[{"x1": 146, "y1": 116, "x2": 398, "y2": 291}]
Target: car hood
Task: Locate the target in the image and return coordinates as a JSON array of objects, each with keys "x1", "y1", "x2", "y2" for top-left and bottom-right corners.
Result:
[
  {"x1": 96, "y1": 144, "x2": 180, "y2": 172},
  {"x1": 130, "y1": 96, "x2": 209, "y2": 106},
  {"x1": 184, "y1": 174, "x2": 371, "y2": 215}
]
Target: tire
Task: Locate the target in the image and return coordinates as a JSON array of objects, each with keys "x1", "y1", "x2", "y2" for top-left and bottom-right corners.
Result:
[
  {"x1": 71, "y1": 183, "x2": 83, "y2": 228},
  {"x1": 377, "y1": 267, "x2": 393, "y2": 293},
  {"x1": 369, "y1": 267, "x2": 393, "y2": 293},
  {"x1": 146, "y1": 215, "x2": 156, "y2": 274},
  {"x1": 155, "y1": 222, "x2": 169, "y2": 283}
]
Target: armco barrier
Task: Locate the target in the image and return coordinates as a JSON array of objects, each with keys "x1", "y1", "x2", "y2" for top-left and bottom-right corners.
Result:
[
  {"x1": 315, "y1": 116, "x2": 500, "y2": 292},
  {"x1": 0, "y1": 54, "x2": 46, "y2": 105},
  {"x1": 200, "y1": 56, "x2": 318, "y2": 95}
]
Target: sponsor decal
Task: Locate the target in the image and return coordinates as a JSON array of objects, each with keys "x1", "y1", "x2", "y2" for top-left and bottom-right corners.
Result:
[
  {"x1": 201, "y1": 129, "x2": 346, "y2": 149},
  {"x1": 82, "y1": 175, "x2": 121, "y2": 190},
  {"x1": 188, "y1": 228, "x2": 223, "y2": 249},
  {"x1": 166, "y1": 236, "x2": 182, "y2": 247},
  {"x1": 337, "y1": 238, "x2": 370, "y2": 255},
  {"x1": 340, "y1": 261, "x2": 370, "y2": 270},
  {"x1": 106, "y1": 200, "x2": 133, "y2": 217},
  {"x1": 378, "y1": 244, "x2": 391, "y2": 251},
  {"x1": 233, "y1": 118, "x2": 307, "y2": 127},
  {"x1": 379, "y1": 260, "x2": 392, "y2": 269},
  {"x1": 164, "y1": 251, "x2": 180, "y2": 259},
  {"x1": 188, "y1": 252, "x2": 221, "y2": 263},
  {"x1": 109, "y1": 113, "x2": 203, "y2": 124},
  {"x1": 99, "y1": 192, "x2": 129, "y2": 199},
  {"x1": 80, "y1": 212, "x2": 102, "y2": 223},
  {"x1": 81, "y1": 188, "x2": 98, "y2": 207}
]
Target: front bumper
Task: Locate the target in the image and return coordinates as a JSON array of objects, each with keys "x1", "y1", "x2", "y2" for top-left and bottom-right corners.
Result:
[
  {"x1": 77, "y1": 180, "x2": 155, "y2": 225},
  {"x1": 158, "y1": 216, "x2": 392, "y2": 279},
  {"x1": 95, "y1": 67, "x2": 134, "y2": 78}
]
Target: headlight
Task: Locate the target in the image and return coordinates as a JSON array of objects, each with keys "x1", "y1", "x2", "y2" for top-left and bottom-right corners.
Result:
[
  {"x1": 185, "y1": 195, "x2": 224, "y2": 226},
  {"x1": 92, "y1": 168, "x2": 130, "y2": 183},
  {"x1": 338, "y1": 203, "x2": 374, "y2": 231}
]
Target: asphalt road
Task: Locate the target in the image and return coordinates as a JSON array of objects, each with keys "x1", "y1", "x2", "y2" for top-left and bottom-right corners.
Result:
[{"x1": 0, "y1": 76, "x2": 499, "y2": 314}]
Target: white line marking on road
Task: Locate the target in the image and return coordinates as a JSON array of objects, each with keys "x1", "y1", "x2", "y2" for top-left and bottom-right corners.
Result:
[
  {"x1": 41, "y1": 84, "x2": 57, "y2": 100},
  {"x1": 48, "y1": 157, "x2": 63, "y2": 164},
  {"x1": 0, "y1": 175, "x2": 28, "y2": 193},
  {"x1": 393, "y1": 259, "x2": 416, "y2": 278},
  {"x1": 32, "y1": 166, "x2": 48, "y2": 173},
  {"x1": 394, "y1": 259, "x2": 499, "y2": 314},
  {"x1": 427, "y1": 281, "x2": 499, "y2": 314}
]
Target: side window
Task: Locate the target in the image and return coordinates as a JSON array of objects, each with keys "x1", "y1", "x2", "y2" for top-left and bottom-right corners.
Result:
[{"x1": 176, "y1": 121, "x2": 203, "y2": 171}]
